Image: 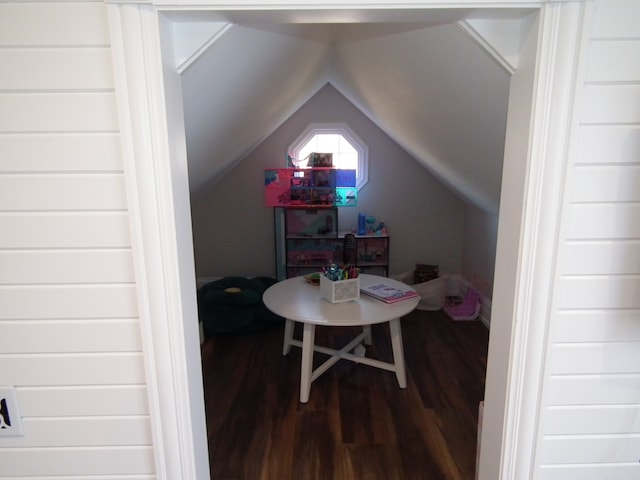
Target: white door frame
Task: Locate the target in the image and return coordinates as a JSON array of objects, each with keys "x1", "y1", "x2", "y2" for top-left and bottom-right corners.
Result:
[{"x1": 106, "y1": 1, "x2": 587, "y2": 479}]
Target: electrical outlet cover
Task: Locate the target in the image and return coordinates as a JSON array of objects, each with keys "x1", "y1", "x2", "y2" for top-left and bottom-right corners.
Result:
[{"x1": 0, "y1": 386, "x2": 24, "y2": 437}]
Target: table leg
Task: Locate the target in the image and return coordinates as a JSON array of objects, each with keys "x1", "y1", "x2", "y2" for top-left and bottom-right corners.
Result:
[
  {"x1": 363, "y1": 324, "x2": 372, "y2": 345},
  {"x1": 282, "y1": 319, "x2": 294, "y2": 355},
  {"x1": 300, "y1": 323, "x2": 316, "y2": 403},
  {"x1": 389, "y1": 318, "x2": 407, "y2": 388}
]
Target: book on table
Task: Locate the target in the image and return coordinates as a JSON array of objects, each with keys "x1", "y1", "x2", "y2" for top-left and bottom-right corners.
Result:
[{"x1": 360, "y1": 282, "x2": 419, "y2": 303}]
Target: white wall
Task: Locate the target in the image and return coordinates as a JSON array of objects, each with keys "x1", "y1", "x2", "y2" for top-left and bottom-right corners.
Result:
[
  {"x1": 331, "y1": 21, "x2": 510, "y2": 215},
  {"x1": 181, "y1": 23, "x2": 332, "y2": 194},
  {"x1": 462, "y1": 203, "x2": 499, "y2": 297},
  {"x1": 190, "y1": 84, "x2": 467, "y2": 280},
  {"x1": 0, "y1": 1, "x2": 155, "y2": 477},
  {"x1": 535, "y1": 0, "x2": 640, "y2": 478}
]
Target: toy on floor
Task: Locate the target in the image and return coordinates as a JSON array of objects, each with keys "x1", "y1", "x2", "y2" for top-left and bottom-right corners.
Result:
[{"x1": 443, "y1": 287, "x2": 481, "y2": 321}]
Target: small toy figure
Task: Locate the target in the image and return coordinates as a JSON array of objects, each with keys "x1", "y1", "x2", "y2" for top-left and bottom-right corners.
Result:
[{"x1": 366, "y1": 216, "x2": 376, "y2": 234}]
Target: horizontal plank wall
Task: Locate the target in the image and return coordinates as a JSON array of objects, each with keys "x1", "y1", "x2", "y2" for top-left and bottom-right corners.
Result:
[
  {"x1": 0, "y1": 1, "x2": 154, "y2": 478},
  {"x1": 537, "y1": 1, "x2": 640, "y2": 479}
]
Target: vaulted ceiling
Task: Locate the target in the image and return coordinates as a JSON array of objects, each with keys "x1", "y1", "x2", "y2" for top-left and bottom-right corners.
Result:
[{"x1": 168, "y1": 8, "x2": 537, "y2": 214}]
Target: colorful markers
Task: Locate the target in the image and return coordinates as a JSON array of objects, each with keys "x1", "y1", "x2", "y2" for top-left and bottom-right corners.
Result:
[{"x1": 322, "y1": 264, "x2": 359, "y2": 281}]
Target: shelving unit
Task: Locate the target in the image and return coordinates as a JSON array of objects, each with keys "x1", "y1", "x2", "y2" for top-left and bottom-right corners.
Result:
[
  {"x1": 267, "y1": 162, "x2": 387, "y2": 279},
  {"x1": 353, "y1": 234, "x2": 389, "y2": 276},
  {"x1": 282, "y1": 207, "x2": 342, "y2": 279},
  {"x1": 274, "y1": 207, "x2": 389, "y2": 280}
]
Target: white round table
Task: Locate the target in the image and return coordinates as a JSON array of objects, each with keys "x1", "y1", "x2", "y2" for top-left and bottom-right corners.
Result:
[{"x1": 263, "y1": 274, "x2": 419, "y2": 403}]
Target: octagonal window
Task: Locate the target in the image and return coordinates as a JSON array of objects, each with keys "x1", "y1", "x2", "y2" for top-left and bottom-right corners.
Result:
[{"x1": 289, "y1": 123, "x2": 368, "y2": 190}]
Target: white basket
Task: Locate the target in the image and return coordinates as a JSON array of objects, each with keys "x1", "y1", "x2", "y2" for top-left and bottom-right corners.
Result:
[{"x1": 320, "y1": 276, "x2": 360, "y2": 303}]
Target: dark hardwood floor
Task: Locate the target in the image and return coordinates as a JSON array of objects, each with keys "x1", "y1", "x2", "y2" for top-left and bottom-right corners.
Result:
[{"x1": 201, "y1": 309, "x2": 489, "y2": 480}]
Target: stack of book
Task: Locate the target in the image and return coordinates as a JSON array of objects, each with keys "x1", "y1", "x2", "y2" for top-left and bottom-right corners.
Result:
[{"x1": 360, "y1": 282, "x2": 419, "y2": 304}]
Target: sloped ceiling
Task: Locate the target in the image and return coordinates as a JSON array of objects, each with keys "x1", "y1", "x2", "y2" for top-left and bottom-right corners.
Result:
[{"x1": 172, "y1": 9, "x2": 535, "y2": 214}]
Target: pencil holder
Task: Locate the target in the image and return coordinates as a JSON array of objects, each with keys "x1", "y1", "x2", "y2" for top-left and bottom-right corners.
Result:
[{"x1": 320, "y1": 275, "x2": 360, "y2": 303}]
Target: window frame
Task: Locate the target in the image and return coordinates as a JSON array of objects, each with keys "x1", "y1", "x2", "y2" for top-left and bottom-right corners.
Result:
[{"x1": 289, "y1": 122, "x2": 369, "y2": 190}]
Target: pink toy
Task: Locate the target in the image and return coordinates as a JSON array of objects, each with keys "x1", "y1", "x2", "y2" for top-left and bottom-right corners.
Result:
[{"x1": 444, "y1": 287, "x2": 481, "y2": 321}]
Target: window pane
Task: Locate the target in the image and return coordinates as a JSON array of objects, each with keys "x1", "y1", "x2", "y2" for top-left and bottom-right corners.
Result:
[
  {"x1": 338, "y1": 136, "x2": 356, "y2": 155},
  {"x1": 298, "y1": 134, "x2": 357, "y2": 172},
  {"x1": 339, "y1": 152, "x2": 358, "y2": 170}
]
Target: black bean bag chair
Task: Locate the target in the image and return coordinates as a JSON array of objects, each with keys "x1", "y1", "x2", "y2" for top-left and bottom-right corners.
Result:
[{"x1": 198, "y1": 276, "x2": 284, "y2": 336}]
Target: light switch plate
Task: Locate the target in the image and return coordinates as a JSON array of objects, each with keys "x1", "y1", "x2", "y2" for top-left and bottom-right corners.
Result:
[{"x1": 0, "y1": 386, "x2": 24, "y2": 437}]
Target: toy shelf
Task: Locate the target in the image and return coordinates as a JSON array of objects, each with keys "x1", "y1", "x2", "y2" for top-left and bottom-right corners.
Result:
[{"x1": 274, "y1": 207, "x2": 389, "y2": 280}]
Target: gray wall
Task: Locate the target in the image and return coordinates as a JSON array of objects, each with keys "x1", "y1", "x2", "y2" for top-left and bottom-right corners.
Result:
[
  {"x1": 462, "y1": 204, "x2": 499, "y2": 296},
  {"x1": 191, "y1": 84, "x2": 472, "y2": 280}
]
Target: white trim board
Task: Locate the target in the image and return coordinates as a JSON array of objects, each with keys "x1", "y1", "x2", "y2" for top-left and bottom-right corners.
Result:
[{"x1": 107, "y1": 5, "x2": 209, "y2": 480}]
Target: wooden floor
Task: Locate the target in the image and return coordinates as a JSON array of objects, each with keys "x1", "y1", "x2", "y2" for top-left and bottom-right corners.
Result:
[{"x1": 201, "y1": 309, "x2": 489, "y2": 480}]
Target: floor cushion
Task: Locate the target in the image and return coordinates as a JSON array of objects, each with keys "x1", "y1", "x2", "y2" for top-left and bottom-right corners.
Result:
[{"x1": 198, "y1": 276, "x2": 284, "y2": 336}]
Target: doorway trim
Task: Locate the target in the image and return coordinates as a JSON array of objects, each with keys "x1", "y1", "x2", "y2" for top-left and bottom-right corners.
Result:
[{"x1": 106, "y1": 1, "x2": 586, "y2": 479}]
